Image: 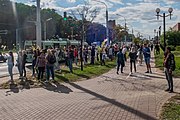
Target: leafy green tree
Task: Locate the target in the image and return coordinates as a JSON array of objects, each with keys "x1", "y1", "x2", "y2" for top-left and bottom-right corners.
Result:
[
  {"x1": 160, "y1": 31, "x2": 180, "y2": 47},
  {"x1": 133, "y1": 37, "x2": 140, "y2": 45}
]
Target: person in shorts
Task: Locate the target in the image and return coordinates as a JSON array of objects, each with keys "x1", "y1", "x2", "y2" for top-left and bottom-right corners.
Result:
[{"x1": 143, "y1": 44, "x2": 152, "y2": 73}]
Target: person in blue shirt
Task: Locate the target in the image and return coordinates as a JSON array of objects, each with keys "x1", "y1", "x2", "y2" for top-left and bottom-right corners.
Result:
[
  {"x1": 143, "y1": 44, "x2": 152, "y2": 73},
  {"x1": 116, "y1": 48, "x2": 125, "y2": 74}
]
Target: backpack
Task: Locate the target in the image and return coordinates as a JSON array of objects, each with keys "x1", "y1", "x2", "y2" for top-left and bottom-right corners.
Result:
[
  {"x1": 171, "y1": 54, "x2": 176, "y2": 71},
  {"x1": 48, "y1": 55, "x2": 56, "y2": 64}
]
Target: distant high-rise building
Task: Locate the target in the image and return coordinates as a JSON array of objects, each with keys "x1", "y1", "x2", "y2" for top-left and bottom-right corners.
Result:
[
  {"x1": 172, "y1": 23, "x2": 180, "y2": 31},
  {"x1": 108, "y1": 20, "x2": 116, "y2": 29},
  {"x1": 108, "y1": 20, "x2": 116, "y2": 41}
]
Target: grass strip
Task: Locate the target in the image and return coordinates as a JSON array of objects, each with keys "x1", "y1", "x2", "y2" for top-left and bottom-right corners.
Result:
[
  {"x1": 55, "y1": 60, "x2": 116, "y2": 82},
  {"x1": 160, "y1": 94, "x2": 180, "y2": 120}
]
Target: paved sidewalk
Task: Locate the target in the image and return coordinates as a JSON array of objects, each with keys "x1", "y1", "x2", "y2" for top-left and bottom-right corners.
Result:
[{"x1": 0, "y1": 52, "x2": 180, "y2": 120}]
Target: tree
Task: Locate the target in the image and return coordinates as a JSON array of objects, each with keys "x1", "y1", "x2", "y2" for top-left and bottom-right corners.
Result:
[
  {"x1": 114, "y1": 24, "x2": 126, "y2": 42},
  {"x1": 166, "y1": 31, "x2": 180, "y2": 47},
  {"x1": 133, "y1": 37, "x2": 140, "y2": 45},
  {"x1": 70, "y1": 1, "x2": 99, "y2": 42}
]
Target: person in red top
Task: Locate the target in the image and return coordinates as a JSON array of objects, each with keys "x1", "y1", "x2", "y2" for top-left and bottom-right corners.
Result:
[{"x1": 74, "y1": 48, "x2": 78, "y2": 65}]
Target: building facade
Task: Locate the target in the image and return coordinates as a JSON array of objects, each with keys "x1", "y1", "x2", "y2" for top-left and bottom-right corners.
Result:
[{"x1": 172, "y1": 23, "x2": 180, "y2": 31}]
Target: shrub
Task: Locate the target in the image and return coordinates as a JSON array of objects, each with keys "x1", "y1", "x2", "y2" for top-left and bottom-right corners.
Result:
[
  {"x1": 167, "y1": 45, "x2": 176, "y2": 51},
  {"x1": 175, "y1": 46, "x2": 180, "y2": 51}
]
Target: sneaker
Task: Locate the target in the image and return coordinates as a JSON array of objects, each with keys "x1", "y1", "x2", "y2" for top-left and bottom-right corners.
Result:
[
  {"x1": 145, "y1": 71, "x2": 149, "y2": 73},
  {"x1": 121, "y1": 71, "x2": 124, "y2": 73},
  {"x1": 117, "y1": 72, "x2": 119, "y2": 74},
  {"x1": 169, "y1": 90, "x2": 174, "y2": 93}
]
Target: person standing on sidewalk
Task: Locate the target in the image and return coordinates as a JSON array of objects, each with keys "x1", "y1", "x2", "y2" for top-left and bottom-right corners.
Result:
[
  {"x1": 22, "y1": 50, "x2": 27, "y2": 77},
  {"x1": 116, "y1": 48, "x2": 124, "y2": 74},
  {"x1": 46, "y1": 49, "x2": 56, "y2": 82},
  {"x1": 164, "y1": 47, "x2": 175, "y2": 93},
  {"x1": 129, "y1": 47, "x2": 137, "y2": 74},
  {"x1": 108, "y1": 46, "x2": 113, "y2": 61},
  {"x1": 35, "y1": 50, "x2": 46, "y2": 81},
  {"x1": 143, "y1": 44, "x2": 152, "y2": 73},
  {"x1": 16, "y1": 51, "x2": 23, "y2": 79},
  {"x1": 90, "y1": 46, "x2": 95, "y2": 64},
  {"x1": 67, "y1": 46, "x2": 74, "y2": 73},
  {"x1": 74, "y1": 47, "x2": 78, "y2": 65},
  {"x1": 32, "y1": 50, "x2": 38, "y2": 77},
  {"x1": 122, "y1": 45, "x2": 127, "y2": 62},
  {"x1": 4, "y1": 51, "x2": 14, "y2": 83},
  {"x1": 137, "y1": 45, "x2": 143, "y2": 65}
]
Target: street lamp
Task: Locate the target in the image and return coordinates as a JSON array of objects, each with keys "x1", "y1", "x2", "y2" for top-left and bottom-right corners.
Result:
[
  {"x1": 116, "y1": 14, "x2": 127, "y2": 45},
  {"x1": 44, "y1": 18, "x2": 52, "y2": 40},
  {"x1": 159, "y1": 26, "x2": 161, "y2": 43},
  {"x1": 92, "y1": 0, "x2": 109, "y2": 45},
  {"x1": 154, "y1": 29, "x2": 156, "y2": 38},
  {"x1": 156, "y1": 8, "x2": 173, "y2": 51},
  {"x1": 127, "y1": 24, "x2": 134, "y2": 41}
]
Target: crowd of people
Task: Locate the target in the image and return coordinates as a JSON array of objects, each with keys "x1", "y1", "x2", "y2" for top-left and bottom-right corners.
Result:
[{"x1": 3, "y1": 42, "x2": 176, "y2": 93}]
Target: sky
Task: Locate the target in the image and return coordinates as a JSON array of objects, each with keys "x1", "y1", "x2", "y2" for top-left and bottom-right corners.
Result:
[{"x1": 13, "y1": 0, "x2": 180, "y2": 39}]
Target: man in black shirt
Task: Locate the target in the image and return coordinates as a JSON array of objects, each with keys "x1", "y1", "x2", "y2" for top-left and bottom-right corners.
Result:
[{"x1": 164, "y1": 47, "x2": 175, "y2": 93}]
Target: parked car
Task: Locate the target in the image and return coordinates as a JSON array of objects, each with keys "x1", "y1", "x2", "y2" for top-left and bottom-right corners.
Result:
[{"x1": 0, "y1": 52, "x2": 7, "y2": 62}]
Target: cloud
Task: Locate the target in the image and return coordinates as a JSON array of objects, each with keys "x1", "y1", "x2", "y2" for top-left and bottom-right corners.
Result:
[
  {"x1": 14, "y1": 0, "x2": 180, "y2": 38},
  {"x1": 67, "y1": 0, "x2": 76, "y2": 3},
  {"x1": 108, "y1": 0, "x2": 124, "y2": 5},
  {"x1": 126, "y1": 3, "x2": 133, "y2": 6}
]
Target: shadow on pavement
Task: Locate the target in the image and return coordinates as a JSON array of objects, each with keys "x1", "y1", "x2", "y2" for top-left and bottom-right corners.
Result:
[
  {"x1": 136, "y1": 72, "x2": 165, "y2": 79},
  {"x1": 69, "y1": 82, "x2": 157, "y2": 120},
  {"x1": 100, "y1": 75, "x2": 165, "y2": 93},
  {"x1": 5, "y1": 78, "x2": 34, "y2": 95},
  {"x1": 41, "y1": 81, "x2": 73, "y2": 94},
  {"x1": 5, "y1": 83, "x2": 19, "y2": 95}
]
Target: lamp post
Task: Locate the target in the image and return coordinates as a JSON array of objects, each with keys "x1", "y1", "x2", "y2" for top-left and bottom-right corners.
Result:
[
  {"x1": 44, "y1": 18, "x2": 52, "y2": 40},
  {"x1": 127, "y1": 24, "x2": 134, "y2": 41},
  {"x1": 159, "y1": 26, "x2": 161, "y2": 44},
  {"x1": 156, "y1": 8, "x2": 173, "y2": 51},
  {"x1": 154, "y1": 29, "x2": 156, "y2": 39},
  {"x1": 116, "y1": 14, "x2": 127, "y2": 45},
  {"x1": 92, "y1": 0, "x2": 109, "y2": 45}
]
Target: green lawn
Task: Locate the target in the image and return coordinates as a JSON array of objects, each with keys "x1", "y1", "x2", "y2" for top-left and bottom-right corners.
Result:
[
  {"x1": 160, "y1": 95, "x2": 180, "y2": 120},
  {"x1": 55, "y1": 60, "x2": 116, "y2": 83},
  {"x1": 155, "y1": 50, "x2": 180, "y2": 77}
]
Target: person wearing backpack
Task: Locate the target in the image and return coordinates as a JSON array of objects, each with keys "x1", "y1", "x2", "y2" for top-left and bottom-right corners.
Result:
[
  {"x1": 164, "y1": 47, "x2": 175, "y2": 93},
  {"x1": 45, "y1": 49, "x2": 56, "y2": 82}
]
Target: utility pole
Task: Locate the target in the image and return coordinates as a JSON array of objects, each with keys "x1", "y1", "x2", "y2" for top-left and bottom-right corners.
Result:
[
  {"x1": 80, "y1": 14, "x2": 85, "y2": 71},
  {"x1": 163, "y1": 13, "x2": 166, "y2": 49},
  {"x1": 36, "y1": 0, "x2": 42, "y2": 49}
]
